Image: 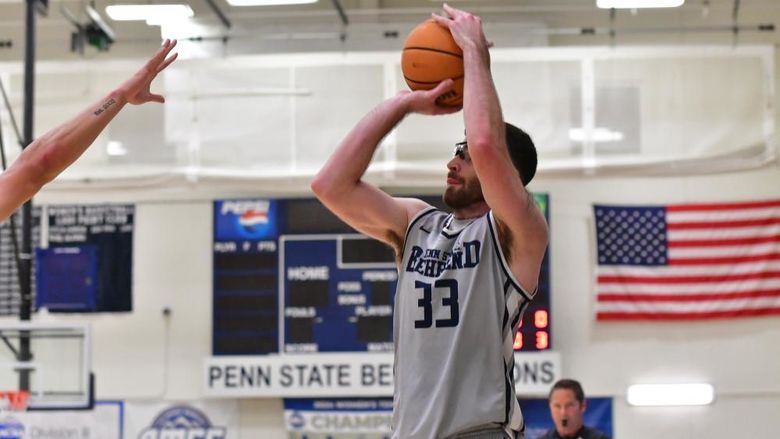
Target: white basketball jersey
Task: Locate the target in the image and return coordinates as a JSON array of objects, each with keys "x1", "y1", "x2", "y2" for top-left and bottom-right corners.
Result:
[{"x1": 391, "y1": 208, "x2": 534, "y2": 439}]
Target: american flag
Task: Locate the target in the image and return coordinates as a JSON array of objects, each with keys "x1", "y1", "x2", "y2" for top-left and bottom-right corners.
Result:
[{"x1": 594, "y1": 199, "x2": 780, "y2": 320}]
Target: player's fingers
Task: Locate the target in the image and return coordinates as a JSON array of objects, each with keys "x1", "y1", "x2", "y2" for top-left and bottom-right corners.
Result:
[
  {"x1": 442, "y1": 3, "x2": 462, "y2": 19},
  {"x1": 430, "y1": 13, "x2": 451, "y2": 28},
  {"x1": 428, "y1": 79, "x2": 454, "y2": 98}
]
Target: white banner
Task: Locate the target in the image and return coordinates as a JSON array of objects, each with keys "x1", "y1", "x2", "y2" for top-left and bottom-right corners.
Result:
[
  {"x1": 0, "y1": 401, "x2": 122, "y2": 439},
  {"x1": 205, "y1": 351, "x2": 560, "y2": 398},
  {"x1": 124, "y1": 400, "x2": 239, "y2": 439},
  {"x1": 286, "y1": 410, "x2": 392, "y2": 434}
]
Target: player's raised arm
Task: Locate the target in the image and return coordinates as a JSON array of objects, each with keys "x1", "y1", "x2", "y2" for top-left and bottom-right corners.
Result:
[
  {"x1": 0, "y1": 39, "x2": 178, "y2": 222},
  {"x1": 311, "y1": 81, "x2": 459, "y2": 253},
  {"x1": 433, "y1": 4, "x2": 548, "y2": 291}
]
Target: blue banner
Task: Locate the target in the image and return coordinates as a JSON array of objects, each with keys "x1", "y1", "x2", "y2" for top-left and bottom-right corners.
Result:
[{"x1": 520, "y1": 397, "x2": 613, "y2": 439}]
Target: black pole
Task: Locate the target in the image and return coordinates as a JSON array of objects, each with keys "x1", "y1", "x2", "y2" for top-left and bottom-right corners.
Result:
[{"x1": 19, "y1": 0, "x2": 37, "y2": 392}]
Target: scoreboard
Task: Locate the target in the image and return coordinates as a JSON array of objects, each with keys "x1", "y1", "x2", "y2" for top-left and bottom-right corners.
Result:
[
  {"x1": 281, "y1": 235, "x2": 396, "y2": 353},
  {"x1": 213, "y1": 195, "x2": 551, "y2": 356}
]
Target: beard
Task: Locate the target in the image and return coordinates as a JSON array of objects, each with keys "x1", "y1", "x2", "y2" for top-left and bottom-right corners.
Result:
[{"x1": 443, "y1": 177, "x2": 484, "y2": 209}]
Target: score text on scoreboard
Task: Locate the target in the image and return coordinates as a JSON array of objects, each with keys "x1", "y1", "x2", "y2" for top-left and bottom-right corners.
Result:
[{"x1": 281, "y1": 235, "x2": 397, "y2": 353}]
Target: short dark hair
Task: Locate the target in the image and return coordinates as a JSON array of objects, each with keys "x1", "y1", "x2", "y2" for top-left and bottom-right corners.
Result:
[
  {"x1": 549, "y1": 379, "x2": 585, "y2": 403},
  {"x1": 504, "y1": 122, "x2": 537, "y2": 186}
]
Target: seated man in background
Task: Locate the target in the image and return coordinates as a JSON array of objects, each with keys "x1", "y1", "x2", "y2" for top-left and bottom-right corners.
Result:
[
  {"x1": 542, "y1": 379, "x2": 611, "y2": 439},
  {"x1": 0, "y1": 39, "x2": 178, "y2": 221}
]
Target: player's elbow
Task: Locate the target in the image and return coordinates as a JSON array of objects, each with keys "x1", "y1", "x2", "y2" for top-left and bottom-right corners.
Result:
[
  {"x1": 28, "y1": 143, "x2": 62, "y2": 186},
  {"x1": 13, "y1": 147, "x2": 57, "y2": 192},
  {"x1": 310, "y1": 172, "x2": 338, "y2": 202},
  {"x1": 466, "y1": 135, "x2": 500, "y2": 157},
  {"x1": 311, "y1": 169, "x2": 360, "y2": 202}
]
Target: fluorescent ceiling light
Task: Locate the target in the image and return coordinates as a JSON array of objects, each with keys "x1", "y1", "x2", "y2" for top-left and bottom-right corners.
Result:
[
  {"x1": 627, "y1": 383, "x2": 714, "y2": 406},
  {"x1": 569, "y1": 127, "x2": 625, "y2": 143},
  {"x1": 106, "y1": 141, "x2": 128, "y2": 157},
  {"x1": 226, "y1": 0, "x2": 317, "y2": 6},
  {"x1": 597, "y1": 0, "x2": 684, "y2": 8},
  {"x1": 106, "y1": 5, "x2": 194, "y2": 24}
]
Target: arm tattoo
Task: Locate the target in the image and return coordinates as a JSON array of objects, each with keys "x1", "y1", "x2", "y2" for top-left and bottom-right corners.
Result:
[{"x1": 93, "y1": 98, "x2": 117, "y2": 116}]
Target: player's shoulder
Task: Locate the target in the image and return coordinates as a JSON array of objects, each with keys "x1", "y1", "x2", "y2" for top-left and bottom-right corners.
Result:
[
  {"x1": 538, "y1": 430, "x2": 557, "y2": 439},
  {"x1": 393, "y1": 197, "x2": 436, "y2": 222}
]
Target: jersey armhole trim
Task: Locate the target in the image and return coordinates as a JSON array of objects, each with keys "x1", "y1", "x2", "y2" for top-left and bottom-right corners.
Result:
[
  {"x1": 487, "y1": 211, "x2": 534, "y2": 302},
  {"x1": 400, "y1": 207, "x2": 439, "y2": 258}
]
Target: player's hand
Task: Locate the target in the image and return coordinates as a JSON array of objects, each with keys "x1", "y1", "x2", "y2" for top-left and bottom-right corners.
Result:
[
  {"x1": 431, "y1": 4, "x2": 490, "y2": 55},
  {"x1": 116, "y1": 39, "x2": 178, "y2": 105},
  {"x1": 400, "y1": 79, "x2": 462, "y2": 115}
]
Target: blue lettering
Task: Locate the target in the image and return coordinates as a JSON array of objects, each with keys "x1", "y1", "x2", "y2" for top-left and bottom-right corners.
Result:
[
  {"x1": 450, "y1": 251, "x2": 464, "y2": 269},
  {"x1": 464, "y1": 241, "x2": 481, "y2": 268},
  {"x1": 406, "y1": 246, "x2": 424, "y2": 272}
]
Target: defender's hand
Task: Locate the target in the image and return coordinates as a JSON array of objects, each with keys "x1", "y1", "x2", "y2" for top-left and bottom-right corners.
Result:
[{"x1": 117, "y1": 39, "x2": 178, "y2": 105}]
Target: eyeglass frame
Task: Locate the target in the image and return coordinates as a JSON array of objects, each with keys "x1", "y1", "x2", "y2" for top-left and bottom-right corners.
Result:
[{"x1": 453, "y1": 141, "x2": 469, "y2": 161}]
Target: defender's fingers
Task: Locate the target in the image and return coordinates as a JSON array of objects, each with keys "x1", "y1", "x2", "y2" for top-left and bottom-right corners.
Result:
[
  {"x1": 146, "y1": 39, "x2": 176, "y2": 70},
  {"x1": 156, "y1": 53, "x2": 178, "y2": 74},
  {"x1": 148, "y1": 93, "x2": 165, "y2": 104}
]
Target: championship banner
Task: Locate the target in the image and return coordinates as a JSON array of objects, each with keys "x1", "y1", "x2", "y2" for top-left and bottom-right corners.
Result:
[
  {"x1": 124, "y1": 400, "x2": 239, "y2": 439},
  {"x1": 205, "y1": 351, "x2": 560, "y2": 398},
  {"x1": 284, "y1": 398, "x2": 392, "y2": 439},
  {"x1": 0, "y1": 401, "x2": 122, "y2": 438}
]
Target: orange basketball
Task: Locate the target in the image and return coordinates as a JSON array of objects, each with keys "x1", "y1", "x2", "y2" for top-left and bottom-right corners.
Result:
[{"x1": 401, "y1": 19, "x2": 464, "y2": 107}]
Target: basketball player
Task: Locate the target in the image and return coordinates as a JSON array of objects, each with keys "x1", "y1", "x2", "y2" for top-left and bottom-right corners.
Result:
[
  {"x1": 0, "y1": 39, "x2": 178, "y2": 222},
  {"x1": 542, "y1": 380, "x2": 610, "y2": 439},
  {"x1": 312, "y1": 4, "x2": 548, "y2": 438}
]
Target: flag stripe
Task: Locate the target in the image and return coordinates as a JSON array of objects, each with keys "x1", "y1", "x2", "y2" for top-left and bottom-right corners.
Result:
[
  {"x1": 597, "y1": 307, "x2": 780, "y2": 320},
  {"x1": 669, "y1": 252, "x2": 780, "y2": 266},
  {"x1": 598, "y1": 288, "x2": 780, "y2": 302},
  {"x1": 668, "y1": 235, "x2": 780, "y2": 247},
  {"x1": 668, "y1": 225, "x2": 780, "y2": 240},
  {"x1": 667, "y1": 217, "x2": 780, "y2": 230},
  {"x1": 598, "y1": 279, "x2": 780, "y2": 295},
  {"x1": 667, "y1": 207, "x2": 780, "y2": 222},
  {"x1": 597, "y1": 296, "x2": 780, "y2": 312},
  {"x1": 669, "y1": 242, "x2": 780, "y2": 258},
  {"x1": 667, "y1": 200, "x2": 780, "y2": 212},
  {"x1": 598, "y1": 271, "x2": 780, "y2": 284},
  {"x1": 599, "y1": 261, "x2": 780, "y2": 276}
]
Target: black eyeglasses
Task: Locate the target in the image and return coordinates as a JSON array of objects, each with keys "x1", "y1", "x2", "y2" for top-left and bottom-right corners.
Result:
[{"x1": 453, "y1": 141, "x2": 468, "y2": 161}]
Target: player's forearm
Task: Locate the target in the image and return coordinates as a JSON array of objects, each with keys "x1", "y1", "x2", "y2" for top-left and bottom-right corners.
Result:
[
  {"x1": 311, "y1": 93, "x2": 410, "y2": 198},
  {"x1": 17, "y1": 90, "x2": 128, "y2": 185},
  {"x1": 462, "y1": 44, "x2": 505, "y2": 154}
]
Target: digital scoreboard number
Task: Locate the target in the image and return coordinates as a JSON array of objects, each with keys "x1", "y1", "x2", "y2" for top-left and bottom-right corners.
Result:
[
  {"x1": 514, "y1": 193, "x2": 551, "y2": 352},
  {"x1": 281, "y1": 235, "x2": 397, "y2": 353},
  {"x1": 213, "y1": 195, "x2": 551, "y2": 356}
]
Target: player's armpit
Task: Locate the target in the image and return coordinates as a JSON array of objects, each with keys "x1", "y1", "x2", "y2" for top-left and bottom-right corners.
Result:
[
  {"x1": 312, "y1": 180, "x2": 430, "y2": 255},
  {"x1": 493, "y1": 197, "x2": 548, "y2": 293}
]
